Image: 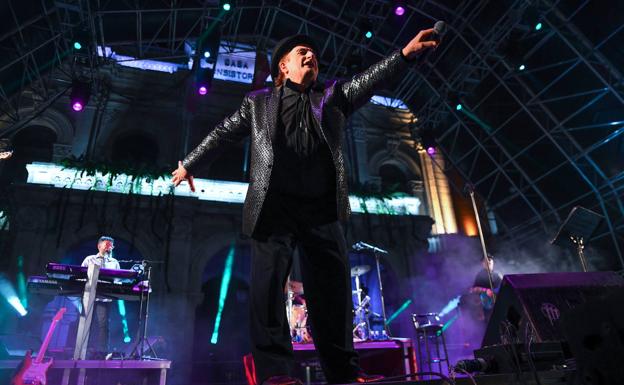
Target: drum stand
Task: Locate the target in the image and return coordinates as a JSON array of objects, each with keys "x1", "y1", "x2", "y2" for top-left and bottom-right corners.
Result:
[
  {"x1": 352, "y1": 242, "x2": 390, "y2": 336},
  {"x1": 130, "y1": 262, "x2": 157, "y2": 359},
  {"x1": 352, "y1": 272, "x2": 370, "y2": 340}
]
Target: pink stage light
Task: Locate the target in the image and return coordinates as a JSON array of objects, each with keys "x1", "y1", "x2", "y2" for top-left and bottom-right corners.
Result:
[
  {"x1": 426, "y1": 146, "x2": 436, "y2": 155},
  {"x1": 394, "y1": 6, "x2": 405, "y2": 16},
  {"x1": 72, "y1": 102, "x2": 84, "y2": 111},
  {"x1": 198, "y1": 86, "x2": 208, "y2": 95}
]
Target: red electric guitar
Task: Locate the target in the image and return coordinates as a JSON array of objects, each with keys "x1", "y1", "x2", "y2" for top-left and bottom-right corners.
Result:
[{"x1": 11, "y1": 307, "x2": 66, "y2": 385}]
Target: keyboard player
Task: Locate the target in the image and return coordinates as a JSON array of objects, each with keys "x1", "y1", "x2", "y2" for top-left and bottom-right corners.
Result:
[{"x1": 81, "y1": 236, "x2": 120, "y2": 357}]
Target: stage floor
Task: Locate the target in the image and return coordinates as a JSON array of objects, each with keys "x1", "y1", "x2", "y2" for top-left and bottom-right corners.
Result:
[{"x1": 0, "y1": 358, "x2": 171, "y2": 385}]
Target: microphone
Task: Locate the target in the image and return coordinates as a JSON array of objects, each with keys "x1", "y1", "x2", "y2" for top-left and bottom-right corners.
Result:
[
  {"x1": 430, "y1": 20, "x2": 446, "y2": 48},
  {"x1": 433, "y1": 20, "x2": 447, "y2": 40},
  {"x1": 352, "y1": 241, "x2": 388, "y2": 254}
]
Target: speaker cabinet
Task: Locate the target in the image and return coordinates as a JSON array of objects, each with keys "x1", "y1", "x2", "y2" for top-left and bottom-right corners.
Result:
[{"x1": 482, "y1": 272, "x2": 624, "y2": 347}]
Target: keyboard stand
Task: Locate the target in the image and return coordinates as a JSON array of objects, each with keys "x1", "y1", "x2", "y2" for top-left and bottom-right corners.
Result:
[{"x1": 61, "y1": 263, "x2": 100, "y2": 385}]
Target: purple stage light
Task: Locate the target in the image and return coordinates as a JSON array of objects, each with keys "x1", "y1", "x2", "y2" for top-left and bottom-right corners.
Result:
[
  {"x1": 198, "y1": 86, "x2": 208, "y2": 95},
  {"x1": 394, "y1": 6, "x2": 405, "y2": 16},
  {"x1": 426, "y1": 146, "x2": 436, "y2": 155},
  {"x1": 72, "y1": 101, "x2": 84, "y2": 111}
]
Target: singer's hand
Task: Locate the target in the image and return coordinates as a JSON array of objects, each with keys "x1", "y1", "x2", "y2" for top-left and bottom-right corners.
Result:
[
  {"x1": 171, "y1": 160, "x2": 196, "y2": 192},
  {"x1": 401, "y1": 28, "x2": 438, "y2": 60}
]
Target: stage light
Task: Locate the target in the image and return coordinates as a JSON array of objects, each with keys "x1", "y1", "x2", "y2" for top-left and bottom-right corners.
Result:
[
  {"x1": 72, "y1": 27, "x2": 90, "y2": 53},
  {"x1": 385, "y1": 299, "x2": 412, "y2": 325},
  {"x1": 70, "y1": 80, "x2": 91, "y2": 112},
  {"x1": 394, "y1": 6, "x2": 405, "y2": 16},
  {"x1": 535, "y1": 22, "x2": 542, "y2": 31},
  {"x1": 17, "y1": 255, "x2": 27, "y2": 309},
  {"x1": 365, "y1": 30, "x2": 373, "y2": 39},
  {"x1": 211, "y1": 243, "x2": 235, "y2": 344},
  {"x1": 456, "y1": 103, "x2": 463, "y2": 111},
  {"x1": 117, "y1": 300, "x2": 132, "y2": 343},
  {"x1": 204, "y1": 51, "x2": 211, "y2": 58},
  {"x1": 198, "y1": 85, "x2": 208, "y2": 95},
  {"x1": 8, "y1": 296, "x2": 27, "y2": 316},
  {"x1": 438, "y1": 295, "x2": 460, "y2": 318},
  {"x1": 438, "y1": 314, "x2": 458, "y2": 335},
  {"x1": 222, "y1": 2, "x2": 231, "y2": 11},
  {"x1": 519, "y1": 64, "x2": 526, "y2": 71},
  {"x1": 0, "y1": 274, "x2": 27, "y2": 317},
  {"x1": 420, "y1": 128, "x2": 437, "y2": 156}
]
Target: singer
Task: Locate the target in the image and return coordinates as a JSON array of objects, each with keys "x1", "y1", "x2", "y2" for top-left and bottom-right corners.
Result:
[
  {"x1": 172, "y1": 26, "x2": 440, "y2": 385},
  {"x1": 80, "y1": 236, "x2": 119, "y2": 358}
]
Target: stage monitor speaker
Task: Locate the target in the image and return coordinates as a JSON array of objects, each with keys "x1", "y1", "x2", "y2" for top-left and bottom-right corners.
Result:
[
  {"x1": 482, "y1": 272, "x2": 624, "y2": 347},
  {"x1": 560, "y1": 288, "x2": 624, "y2": 385}
]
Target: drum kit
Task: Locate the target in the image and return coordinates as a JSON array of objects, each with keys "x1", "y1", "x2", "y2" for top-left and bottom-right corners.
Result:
[
  {"x1": 286, "y1": 279, "x2": 312, "y2": 343},
  {"x1": 286, "y1": 242, "x2": 390, "y2": 344}
]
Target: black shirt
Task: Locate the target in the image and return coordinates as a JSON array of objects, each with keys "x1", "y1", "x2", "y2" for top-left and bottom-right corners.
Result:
[
  {"x1": 255, "y1": 80, "x2": 337, "y2": 237},
  {"x1": 272, "y1": 79, "x2": 336, "y2": 198},
  {"x1": 473, "y1": 269, "x2": 503, "y2": 290}
]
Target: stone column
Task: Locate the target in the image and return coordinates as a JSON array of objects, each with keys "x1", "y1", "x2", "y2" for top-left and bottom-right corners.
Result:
[
  {"x1": 407, "y1": 179, "x2": 426, "y2": 215},
  {"x1": 418, "y1": 150, "x2": 457, "y2": 234}
]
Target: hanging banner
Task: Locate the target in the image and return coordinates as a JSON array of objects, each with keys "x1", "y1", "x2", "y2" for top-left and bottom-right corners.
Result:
[{"x1": 214, "y1": 43, "x2": 256, "y2": 84}]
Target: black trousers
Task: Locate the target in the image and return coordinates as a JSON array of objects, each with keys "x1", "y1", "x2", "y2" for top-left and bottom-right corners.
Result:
[
  {"x1": 92, "y1": 302, "x2": 110, "y2": 352},
  {"x1": 250, "y1": 221, "x2": 360, "y2": 384}
]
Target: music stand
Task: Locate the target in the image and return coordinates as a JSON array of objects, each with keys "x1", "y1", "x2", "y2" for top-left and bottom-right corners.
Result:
[{"x1": 551, "y1": 206, "x2": 603, "y2": 272}]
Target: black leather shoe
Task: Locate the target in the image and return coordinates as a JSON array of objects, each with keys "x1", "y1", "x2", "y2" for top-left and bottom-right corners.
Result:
[
  {"x1": 261, "y1": 375, "x2": 303, "y2": 385},
  {"x1": 351, "y1": 371, "x2": 384, "y2": 383}
]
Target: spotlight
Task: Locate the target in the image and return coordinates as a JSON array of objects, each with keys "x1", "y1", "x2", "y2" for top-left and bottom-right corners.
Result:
[
  {"x1": 535, "y1": 22, "x2": 542, "y2": 31},
  {"x1": 221, "y1": 1, "x2": 231, "y2": 11},
  {"x1": 8, "y1": 296, "x2": 27, "y2": 316},
  {"x1": 0, "y1": 274, "x2": 27, "y2": 317},
  {"x1": 456, "y1": 103, "x2": 463, "y2": 111},
  {"x1": 70, "y1": 80, "x2": 91, "y2": 112},
  {"x1": 72, "y1": 102, "x2": 84, "y2": 112},
  {"x1": 420, "y1": 128, "x2": 437, "y2": 155},
  {"x1": 518, "y1": 64, "x2": 526, "y2": 71},
  {"x1": 394, "y1": 6, "x2": 405, "y2": 16},
  {"x1": 365, "y1": 30, "x2": 373, "y2": 39},
  {"x1": 198, "y1": 85, "x2": 208, "y2": 96},
  {"x1": 72, "y1": 26, "x2": 90, "y2": 53},
  {"x1": 204, "y1": 51, "x2": 211, "y2": 58}
]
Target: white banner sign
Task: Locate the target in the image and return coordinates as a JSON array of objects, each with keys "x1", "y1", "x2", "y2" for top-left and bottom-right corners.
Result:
[{"x1": 214, "y1": 46, "x2": 256, "y2": 84}]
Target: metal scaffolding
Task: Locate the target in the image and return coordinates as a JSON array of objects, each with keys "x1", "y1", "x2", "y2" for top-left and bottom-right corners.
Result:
[{"x1": 0, "y1": 0, "x2": 622, "y2": 266}]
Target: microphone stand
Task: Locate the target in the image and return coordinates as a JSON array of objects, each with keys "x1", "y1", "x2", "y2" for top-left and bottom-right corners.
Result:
[
  {"x1": 465, "y1": 184, "x2": 496, "y2": 302},
  {"x1": 353, "y1": 242, "x2": 390, "y2": 336},
  {"x1": 130, "y1": 260, "x2": 158, "y2": 359}
]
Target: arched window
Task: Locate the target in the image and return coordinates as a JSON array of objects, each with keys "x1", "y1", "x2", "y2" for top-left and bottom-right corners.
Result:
[
  {"x1": 1, "y1": 125, "x2": 56, "y2": 183},
  {"x1": 379, "y1": 163, "x2": 408, "y2": 193}
]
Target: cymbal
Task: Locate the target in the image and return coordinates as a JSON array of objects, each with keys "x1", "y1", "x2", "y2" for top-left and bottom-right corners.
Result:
[
  {"x1": 350, "y1": 265, "x2": 371, "y2": 277},
  {"x1": 286, "y1": 280, "x2": 304, "y2": 294}
]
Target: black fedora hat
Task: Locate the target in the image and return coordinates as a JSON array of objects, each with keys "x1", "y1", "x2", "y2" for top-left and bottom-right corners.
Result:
[{"x1": 271, "y1": 34, "x2": 319, "y2": 79}]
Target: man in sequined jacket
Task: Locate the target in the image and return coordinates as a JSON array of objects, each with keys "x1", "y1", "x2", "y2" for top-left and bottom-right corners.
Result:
[{"x1": 173, "y1": 28, "x2": 439, "y2": 385}]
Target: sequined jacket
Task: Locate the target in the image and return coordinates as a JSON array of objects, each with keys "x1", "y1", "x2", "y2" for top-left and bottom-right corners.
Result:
[{"x1": 182, "y1": 50, "x2": 409, "y2": 236}]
